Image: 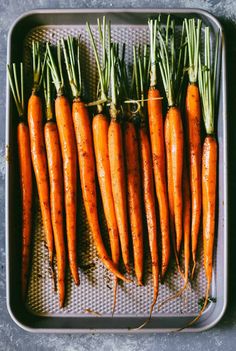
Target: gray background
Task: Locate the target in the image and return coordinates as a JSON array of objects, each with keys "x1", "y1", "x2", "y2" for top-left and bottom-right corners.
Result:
[{"x1": 1, "y1": 0, "x2": 235, "y2": 350}]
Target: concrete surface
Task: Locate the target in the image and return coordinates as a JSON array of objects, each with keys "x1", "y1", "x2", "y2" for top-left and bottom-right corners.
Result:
[{"x1": 1, "y1": 0, "x2": 236, "y2": 350}]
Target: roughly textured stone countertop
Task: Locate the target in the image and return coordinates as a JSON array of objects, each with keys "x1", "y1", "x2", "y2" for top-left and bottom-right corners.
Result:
[{"x1": 1, "y1": 0, "x2": 235, "y2": 350}]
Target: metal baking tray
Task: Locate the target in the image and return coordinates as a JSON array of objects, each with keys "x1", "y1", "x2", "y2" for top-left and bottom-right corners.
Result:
[{"x1": 5, "y1": 8, "x2": 227, "y2": 333}]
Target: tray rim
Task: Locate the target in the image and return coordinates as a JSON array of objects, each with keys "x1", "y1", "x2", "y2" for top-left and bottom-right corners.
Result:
[{"x1": 5, "y1": 7, "x2": 228, "y2": 333}]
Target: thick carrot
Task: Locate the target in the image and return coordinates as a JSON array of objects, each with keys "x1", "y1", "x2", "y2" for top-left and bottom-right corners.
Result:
[
  {"x1": 185, "y1": 19, "x2": 202, "y2": 277},
  {"x1": 18, "y1": 122, "x2": 33, "y2": 299},
  {"x1": 124, "y1": 119, "x2": 143, "y2": 285},
  {"x1": 92, "y1": 113, "x2": 121, "y2": 271},
  {"x1": 73, "y1": 101, "x2": 128, "y2": 282},
  {"x1": 167, "y1": 106, "x2": 184, "y2": 254},
  {"x1": 28, "y1": 94, "x2": 54, "y2": 267},
  {"x1": 54, "y1": 95, "x2": 79, "y2": 285},
  {"x1": 139, "y1": 124, "x2": 158, "y2": 306},
  {"x1": 148, "y1": 87, "x2": 170, "y2": 278},
  {"x1": 45, "y1": 122, "x2": 66, "y2": 307}
]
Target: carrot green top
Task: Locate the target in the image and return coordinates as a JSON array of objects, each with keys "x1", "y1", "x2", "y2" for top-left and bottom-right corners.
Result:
[
  {"x1": 61, "y1": 36, "x2": 82, "y2": 99},
  {"x1": 32, "y1": 41, "x2": 46, "y2": 94},
  {"x1": 46, "y1": 41, "x2": 65, "y2": 97},
  {"x1": 86, "y1": 17, "x2": 111, "y2": 111},
  {"x1": 7, "y1": 62, "x2": 24, "y2": 118},
  {"x1": 185, "y1": 18, "x2": 202, "y2": 84},
  {"x1": 158, "y1": 15, "x2": 187, "y2": 108},
  {"x1": 198, "y1": 27, "x2": 219, "y2": 135},
  {"x1": 43, "y1": 63, "x2": 53, "y2": 121}
]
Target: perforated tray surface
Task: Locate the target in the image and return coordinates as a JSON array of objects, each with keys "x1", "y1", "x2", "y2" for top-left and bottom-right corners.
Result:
[{"x1": 6, "y1": 9, "x2": 227, "y2": 332}]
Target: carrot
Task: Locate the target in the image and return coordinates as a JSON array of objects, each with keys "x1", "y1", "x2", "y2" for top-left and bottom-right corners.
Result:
[
  {"x1": 136, "y1": 45, "x2": 159, "y2": 316},
  {"x1": 139, "y1": 125, "x2": 158, "y2": 293},
  {"x1": 44, "y1": 65, "x2": 66, "y2": 307},
  {"x1": 28, "y1": 42, "x2": 54, "y2": 270},
  {"x1": 148, "y1": 19, "x2": 170, "y2": 279},
  {"x1": 47, "y1": 43, "x2": 79, "y2": 285},
  {"x1": 124, "y1": 118, "x2": 143, "y2": 285},
  {"x1": 180, "y1": 26, "x2": 219, "y2": 329},
  {"x1": 62, "y1": 34, "x2": 128, "y2": 284},
  {"x1": 182, "y1": 157, "x2": 191, "y2": 289},
  {"x1": 185, "y1": 19, "x2": 202, "y2": 277},
  {"x1": 7, "y1": 63, "x2": 33, "y2": 300},
  {"x1": 158, "y1": 17, "x2": 187, "y2": 259},
  {"x1": 166, "y1": 106, "x2": 184, "y2": 254}
]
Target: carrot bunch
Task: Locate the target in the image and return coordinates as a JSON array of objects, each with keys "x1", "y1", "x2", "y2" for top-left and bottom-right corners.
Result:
[{"x1": 7, "y1": 15, "x2": 220, "y2": 327}]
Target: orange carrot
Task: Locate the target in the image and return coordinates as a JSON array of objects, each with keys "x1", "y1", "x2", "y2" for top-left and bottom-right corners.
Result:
[
  {"x1": 44, "y1": 65, "x2": 66, "y2": 307},
  {"x1": 202, "y1": 136, "x2": 217, "y2": 289},
  {"x1": 148, "y1": 87, "x2": 170, "y2": 279},
  {"x1": 28, "y1": 93, "x2": 54, "y2": 268},
  {"x1": 157, "y1": 17, "x2": 187, "y2": 269},
  {"x1": 183, "y1": 157, "x2": 191, "y2": 287},
  {"x1": 148, "y1": 19, "x2": 170, "y2": 279},
  {"x1": 139, "y1": 124, "x2": 159, "y2": 307},
  {"x1": 92, "y1": 113, "x2": 121, "y2": 270},
  {"x1": 45, "y1": 122, "x2": 66, "y2": 306},
  {"x1": 18, "y1": 123, "x2": 33, "y2": 300},
  {"x1": 55, "y1": 95, "x2": 79, "y2": 285},
  {"x1": 185, "y1": 19, "x2": 202, "y2": 277},
  {"x1": 180, "y1": 26, "x2": 219, "y2": 329},
  {"x1": 8, "y1": 63, "x2": 33, "y2": 301},
  {"x1": 166, "y1": 106, "x2": 184, "y2": 254},
  {"x1": 124, "y1": 118, "x2": 143, "y2": 285},
  {"x1": 47, "y1": 42, "x2": 79, "y2": 285}
]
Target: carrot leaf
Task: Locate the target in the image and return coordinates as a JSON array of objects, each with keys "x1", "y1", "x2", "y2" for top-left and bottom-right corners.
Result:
[{"x1": 7, "y1": 62, "x2": 24, "y2": 117}]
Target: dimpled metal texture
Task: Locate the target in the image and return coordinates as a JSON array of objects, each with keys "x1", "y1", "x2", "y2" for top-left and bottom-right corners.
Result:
[{"x1": 24, "y1": 24, "x2": 212, "y2": 318}]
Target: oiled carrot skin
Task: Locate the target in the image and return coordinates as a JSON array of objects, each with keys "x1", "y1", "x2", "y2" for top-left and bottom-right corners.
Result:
[
  {"x1": 164, "y1": 115, "x2": 175, "y2": 248},
  {"x1": 139, "y1": 125, "x2": 158, "y2": 296},
  {"x1": 28, "y1": 94, "x2": 54, "y2": 266},
  {"x1": 73, "y1": 102, "x2": 127, "y2": 282},
  {"x1": 45, "y1": 122, "x2": 66, "y2": 308},
  {"x1": 148, "y1": 87, "x2": 170, "y2": 278},
  {"x1": 92, "y1": 113, "x2": 120, "y2": 268},
  {"x1": 183, "y1": 158, "x2": 191, "y2": 282},
  {"x1": 202, "y1": 136, "x2": 217, "y2": 282},
  {"x1": 167, "y1": 106, "x2": 184, "y2": 254},
  {"x1": 17, "y1": 122, "x2": 33, "y2": 300},
  {"x1": 55, "y1": 95, "x2": 79, "y2": 285},
  {"x1": 108, "y1": 119, "x2": 130, "y2": 272},
  {"x1": 124, "y1": 120, "x2": 143, "y2": 285},
  {"x1": 186, "y1": 83, "x2": 202, "y2": 268}
]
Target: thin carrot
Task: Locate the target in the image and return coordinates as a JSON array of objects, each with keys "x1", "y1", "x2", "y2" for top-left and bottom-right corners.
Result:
[
  {"x1": 62, "y1": 34, "x2": 128, "y2": 284},
  {"x1": 124, "y1": 117, "x2": 143, "y2": 285},
  {"x1": 28, "y1": 42, "x2": 54, "y2": 270},
  {"x1": 44, "y1": 64, "x2": 66, "y2": 307},
  {"x1": 136, "y1": 45, "x2": 159, "y2": 315},
  {"x1": 7, "y1": 63, "x2": 33, "y2": 300},
  {"x1": 180, "y1": 26, "x2": 219, "y2": 330},
  {"x1": 47, "y1": 42, "x2": 79, "y2": 285},
  {"x1": 148, "y1": 19, "x2": 170, "y2": 279},
  {"x1": 185, "y1": 19, "x2": 202, "y2": 277}
]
